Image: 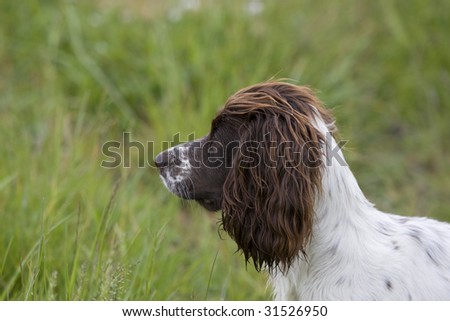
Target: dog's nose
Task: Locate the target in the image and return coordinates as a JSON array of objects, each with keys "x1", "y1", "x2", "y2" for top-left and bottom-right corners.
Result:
[{"x1": 154, "y1": 151, "x2": 169, "y2": 168}]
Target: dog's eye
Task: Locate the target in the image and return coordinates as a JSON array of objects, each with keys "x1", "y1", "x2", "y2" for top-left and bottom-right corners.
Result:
[
  {"x1": 206, "y1": 142, "x2": 219, "y2": 154},
  {"x1": 202, "y1": 140, "x2": 225, "y2": 168}
]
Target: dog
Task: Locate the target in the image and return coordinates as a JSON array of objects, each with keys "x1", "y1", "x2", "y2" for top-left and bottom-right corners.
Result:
[{"x1": 154, "y1": 81, "x2": 450, "y2": 300}]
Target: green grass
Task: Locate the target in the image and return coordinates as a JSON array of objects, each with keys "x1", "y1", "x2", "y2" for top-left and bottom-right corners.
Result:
[{"x1": 1, "y1": 0, "x2": 449, "y2": 300}]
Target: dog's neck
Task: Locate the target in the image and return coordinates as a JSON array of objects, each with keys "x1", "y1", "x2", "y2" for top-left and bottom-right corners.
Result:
[
  {"x1": 308, "y1": 114, "x2": 375, "y2": 223},
  {"x1": 313, "y1": 134, "x2": 379, "y2": 248},
  {"x1": 271, "y1": 135, "x2": 383, "y2": 300},
  {"x1": 315, "y1": 141, "x2": 375, "y2": 222}
]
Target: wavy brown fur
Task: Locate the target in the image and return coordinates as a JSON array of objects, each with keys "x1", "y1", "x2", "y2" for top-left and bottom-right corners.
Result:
[{"x1": 219, "y1": 82, "x2": 336, "y2": 273}]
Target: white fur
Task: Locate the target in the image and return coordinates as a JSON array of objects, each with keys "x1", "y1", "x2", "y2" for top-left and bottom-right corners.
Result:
[
  {"x1": 271, "y1": 116, "x2": 450, "y2": 300},
  {"x1": 158, "y1": 145, "x2": 192, "y2": 196}
]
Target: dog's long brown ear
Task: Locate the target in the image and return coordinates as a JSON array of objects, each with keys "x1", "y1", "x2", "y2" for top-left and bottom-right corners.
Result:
[{"x1": 221, "y1": 82, "x2": 331, "y2": 272}]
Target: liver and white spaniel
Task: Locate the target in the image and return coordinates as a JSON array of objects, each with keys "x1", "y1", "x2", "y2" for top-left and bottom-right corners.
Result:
[{"x1": 154, "y1": 82, "x2": 450, "y2": 300}]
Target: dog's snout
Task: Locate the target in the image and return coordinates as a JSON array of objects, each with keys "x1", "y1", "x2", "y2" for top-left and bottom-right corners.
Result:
[{"x1": 154, "y1": 149, "x2": 184, "y2": 168}]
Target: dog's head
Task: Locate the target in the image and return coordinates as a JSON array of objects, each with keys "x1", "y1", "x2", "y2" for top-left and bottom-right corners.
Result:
[{"x1": 155, "y1": 82, "x2": 336, "y2": 271}]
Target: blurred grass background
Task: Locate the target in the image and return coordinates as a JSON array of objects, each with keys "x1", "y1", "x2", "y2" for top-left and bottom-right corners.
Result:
[{"x1": 0, "y1": 0, "x2": 449, "y2": 300}]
